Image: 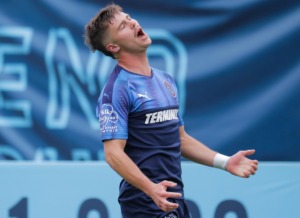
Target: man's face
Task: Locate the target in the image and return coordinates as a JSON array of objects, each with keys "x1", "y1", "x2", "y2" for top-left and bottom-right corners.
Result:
[{"x1": 106, "y1": 12, "x2": 152, "y2": 55}]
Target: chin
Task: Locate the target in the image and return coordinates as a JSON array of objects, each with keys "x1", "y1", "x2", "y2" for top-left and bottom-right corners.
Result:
[{"x1": 146, "y1": 37, "x2": 152, "y2": 46}]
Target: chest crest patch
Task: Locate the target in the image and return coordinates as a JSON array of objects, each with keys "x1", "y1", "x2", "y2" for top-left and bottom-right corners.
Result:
[{"x1": 164, "y1": 81, "x2": 176, "y2": 97}]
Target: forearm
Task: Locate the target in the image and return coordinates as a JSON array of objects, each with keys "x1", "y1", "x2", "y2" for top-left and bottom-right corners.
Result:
[
  {"x1": 180, "y1": 126, "x2": 230, "y2": 170},
  {"x1": 104, "y1": 141, "x2": 155, "y2": 196},
  {"x1": 180, "y1": 131, "x2": 217, "y2": 167}
]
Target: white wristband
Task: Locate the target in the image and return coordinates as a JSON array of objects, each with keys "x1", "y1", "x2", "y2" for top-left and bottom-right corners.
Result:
[{"x1": 213, "y1": 153, "x2": 230, "y2": 170}]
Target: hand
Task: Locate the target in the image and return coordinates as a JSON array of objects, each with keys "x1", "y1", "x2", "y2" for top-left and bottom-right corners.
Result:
[
  {"x1": 148, "y1": 180, "x2": 182, "y2": 212},
  {"x1": 226, "y1": 149, "x2": 258, "y2": 178}
]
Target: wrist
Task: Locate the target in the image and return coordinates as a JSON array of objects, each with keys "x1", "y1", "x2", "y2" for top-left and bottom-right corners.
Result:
[
  {"x1": 213, "y1": 153, "x2": 230, "y2": 170},
  {"x1": 143, "y1": 181, "x2": 156, "y2": 197}
]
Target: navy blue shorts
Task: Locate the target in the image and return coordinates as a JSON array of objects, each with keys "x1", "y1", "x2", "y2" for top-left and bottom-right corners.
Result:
[{"x1": 119, "y1": 195, "x2": 190, "y2": 218}]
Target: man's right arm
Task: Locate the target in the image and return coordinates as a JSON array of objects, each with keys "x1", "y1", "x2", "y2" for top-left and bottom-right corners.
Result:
[{"x1": 103, "y1": 139, "x2": 182, "y2": 212}]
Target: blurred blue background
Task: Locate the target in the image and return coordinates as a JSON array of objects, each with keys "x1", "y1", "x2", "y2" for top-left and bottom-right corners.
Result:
[
  {"x1": 0, "y1": 0, "x2": 300, "y2": 161},
  {"x1": 1, "y1": 1, "x2": 300, "y2": 218}
]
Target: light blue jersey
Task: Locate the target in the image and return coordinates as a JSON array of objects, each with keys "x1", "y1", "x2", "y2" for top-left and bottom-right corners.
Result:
[{"x1": 96, "y1": 65, "x2": 185, "y2": 216}]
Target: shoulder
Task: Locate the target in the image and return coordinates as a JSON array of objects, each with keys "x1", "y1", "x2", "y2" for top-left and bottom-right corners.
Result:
[
  {"x1": 152, "y1": 67, "x2": 176, "y2": 86},
  {"x1": 103, "y1": 66, "x2": 130, "y2": 94},
  {"x1": 152, "y1": 67, "x2": 174, "y2": 79},
  {"x1": 151, "y1": 67, "x2": 165, "y2": 76},
  {"x1": 100, "y1": 66, "x2": 130, "y2": 104},
  {"x1": 105, "y1": 65, "x2": 128, "y2": 88}
]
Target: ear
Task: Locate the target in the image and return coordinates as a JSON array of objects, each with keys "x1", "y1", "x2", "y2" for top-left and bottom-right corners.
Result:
[{"x1": 106, "y1": 43, "x2": 120, "y2": 54}]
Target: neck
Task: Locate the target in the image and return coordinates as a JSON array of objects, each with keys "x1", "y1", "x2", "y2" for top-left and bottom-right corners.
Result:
[{"x1": 117, "y1": 52, "x2": 151, "y2": 76}]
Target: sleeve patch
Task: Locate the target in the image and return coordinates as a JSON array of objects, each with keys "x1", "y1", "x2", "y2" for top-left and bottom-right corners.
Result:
[{"x1": 99, "y1": 104, "x2": 119, "y2": 133}]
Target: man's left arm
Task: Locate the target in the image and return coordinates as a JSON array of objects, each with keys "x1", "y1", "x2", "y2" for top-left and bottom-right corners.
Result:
[{"x1": 179, "y1": 125, "x2": 258, "y2": 178}]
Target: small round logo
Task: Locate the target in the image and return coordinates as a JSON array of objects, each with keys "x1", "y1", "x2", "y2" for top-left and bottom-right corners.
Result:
[{"x1": 164, "y1": 81, "x2": 176, "y2": 97}]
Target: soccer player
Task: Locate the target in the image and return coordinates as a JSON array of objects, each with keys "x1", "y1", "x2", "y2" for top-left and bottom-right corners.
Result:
[{"x1": 84, "y1": 4, "x2": 258, "y2": 218}]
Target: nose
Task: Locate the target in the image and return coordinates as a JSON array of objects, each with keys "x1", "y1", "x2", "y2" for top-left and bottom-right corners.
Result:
[{"x1": 129, "y1": 19, "x2": 137, "y2": 29}]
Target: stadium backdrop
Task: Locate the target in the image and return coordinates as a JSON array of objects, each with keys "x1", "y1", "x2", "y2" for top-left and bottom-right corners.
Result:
[{"x1": 0, "y1": 0, "x2": 300, "y2": 217}]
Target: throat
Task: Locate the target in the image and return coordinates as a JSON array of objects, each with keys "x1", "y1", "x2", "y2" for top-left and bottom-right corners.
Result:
[
  {"x1": 119, "y1": 63, "x2": 151, "y2": 77},
  {"x1": 118, "y1": 53, "x2": 151, "y2": 76}
]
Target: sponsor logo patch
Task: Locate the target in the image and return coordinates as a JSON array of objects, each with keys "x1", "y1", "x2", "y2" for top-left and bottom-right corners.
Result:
[
  {"x1": 99, "y1": 104, "x2": 118, "y2": 133},
  {"x1": 145, "y1": 109, "x2": 178, "y2": 124}
]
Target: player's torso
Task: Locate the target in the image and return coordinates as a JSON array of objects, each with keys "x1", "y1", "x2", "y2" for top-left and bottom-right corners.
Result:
[{"x1": 99, "y1": 65, "x2": 184, "y2": 198}]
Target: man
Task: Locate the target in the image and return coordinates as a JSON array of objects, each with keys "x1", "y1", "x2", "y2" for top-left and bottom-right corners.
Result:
[{"x1": 84, "y1": 4, "x2": 258, "y2": 218}]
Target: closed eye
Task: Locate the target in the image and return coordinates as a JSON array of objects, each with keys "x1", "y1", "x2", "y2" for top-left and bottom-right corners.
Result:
[{"x1": 118, "y1": 14, "x2": 132, "y2": 30}]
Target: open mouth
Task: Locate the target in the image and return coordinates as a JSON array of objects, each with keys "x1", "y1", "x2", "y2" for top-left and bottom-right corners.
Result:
[{"x1": 137, "y1": 28, "x2": 146, "y2": 38}]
